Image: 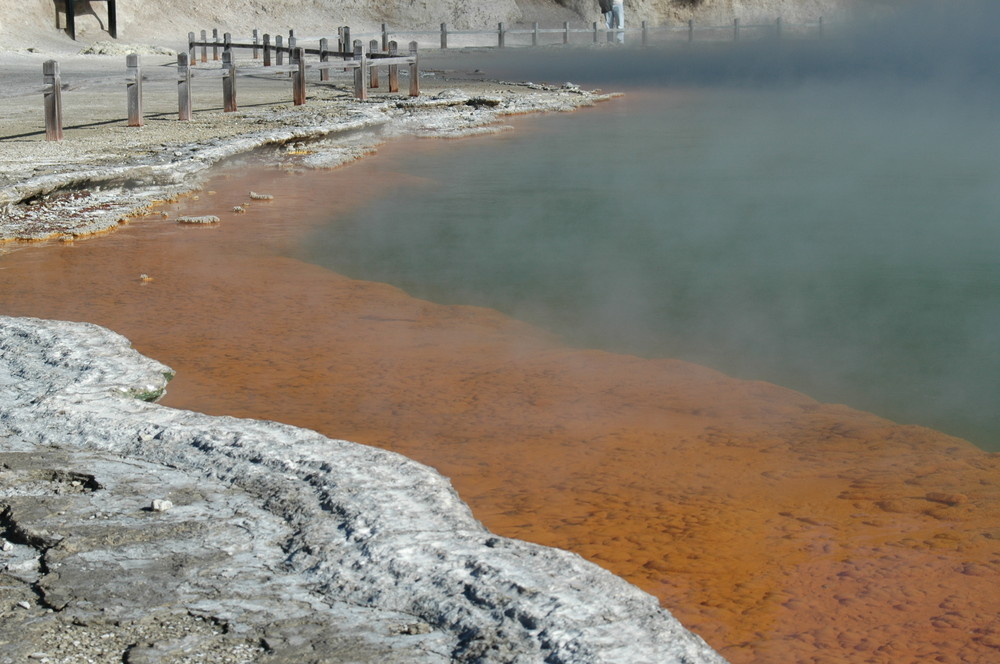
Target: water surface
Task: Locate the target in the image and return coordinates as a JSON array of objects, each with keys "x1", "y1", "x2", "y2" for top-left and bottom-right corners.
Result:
[{"x1": 300, "y1": 36, "x2": 1000, "y2": 450}]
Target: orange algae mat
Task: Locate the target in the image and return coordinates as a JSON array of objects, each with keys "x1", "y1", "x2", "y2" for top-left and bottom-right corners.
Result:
[{"x1": 1, "y1": 143, "x2": 999, "y2": 664}]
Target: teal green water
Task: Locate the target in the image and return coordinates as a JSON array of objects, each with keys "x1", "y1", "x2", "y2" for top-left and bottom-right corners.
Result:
[{"x1": 297, "y1": 46, "x2": 1000, "y2": 451}]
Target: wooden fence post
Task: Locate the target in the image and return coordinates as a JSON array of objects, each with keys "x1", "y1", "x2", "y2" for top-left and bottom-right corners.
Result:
[
  {"x1": 353, "y1": 41, "x2": 367, "y2": 100},
  {"x1": 498, "y1": 22, "x2": 505, "y2": 48},
  {"x1": 253, "y1": 29, "x2": 260, "y2": 58},
  {"x1": 126, "y1": 53, "x2": 143, "y2": 127},
  {"x1": 563, "y1": 21, "x2": 570, "y2": 45},
  {"x1": 212, "y1": 28, "x2": 219, "y2": 60},
  {"x1": 382, "y1": 23, "x2": 389, "y2": 51},
  {"x1": 177, "y1": 52, "x2": 192, "y2": 121},
  {"x1": 369, "y1": 39, "x2": 380, "y2": 88},
  {"x1": 440, "y1": 23, "x2": 448, "y2": 49},
  {"x1": 408, "y1": 41, "x2": 419, "y2": 97},
  {"x1": 593, "y1": 21, "x2": 599, "y2": 43},
  {"x1": 532, "y1": 22, "x2": 539, "y2": 46},
  {"x1": 734, "y1": 18, "x2": 739, "y2": 41},
  {"x1": 319, "y1": 37, "x2": 330, "y2": 81},
  {"x1": 224, "y1": 32, "x2": 232, "y2": 55},
  {"x1": 292, "y1": 48, "x2": 306, "y2": 105},
  {"x1": 222, "y1": 49, "x2": 237, "y2": 112},
  {"x1": 276, "y1": 35, "x2": 283, "y2": 66},
  {"x1": 688, "y1": 19, "x2": 694, "y2": 42},
  {"x1": 200, "y1": 30, "x2": 208, "y2": 63},
  {"x1": 775, "y1": 17, "x2": 782, "y2": 40},
  {"x1": 387, "y1": 40, "x2": 399, "y2": 93},
  {"x1": 188, "y1": 32, "x2": 196, "y2": 65},
  {"x1": 642, "y1": 20, "x2": 648, "y2": 46},
  {"x1": 288, "y1": 35, "x2": 296, "y2": 77},
  {"x1": 263, "y1": 34, "x2": 271, "y2": 66},
  {"x1": 43, "y1": 60, "x2": 63, "y2": 141},
  {"x1": 342, "y1": 27, "x2": 352, "y2": 71}
]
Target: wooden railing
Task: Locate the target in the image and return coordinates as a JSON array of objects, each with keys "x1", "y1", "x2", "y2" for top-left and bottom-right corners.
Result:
[
  {"x1": 188, "y1": 17, "x2": 830, "y2": 58},
  {"x1": 328, "y1": 18, "x2": 830, "y2": 49},
  {"x1": 183, "y1": 31, "x2": 420, "y2": 111},
  {"x1": 26, "y1": 35, "x2": 419, "y2": 141}
]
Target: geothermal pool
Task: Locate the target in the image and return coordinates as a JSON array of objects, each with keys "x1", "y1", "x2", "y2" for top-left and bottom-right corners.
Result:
[
  {"x1": 296, "y1": 81, "x2": 1000, "y2": 452},
  {"x1": 2, "y1": 16, "x2": 999, "y2": 664}
]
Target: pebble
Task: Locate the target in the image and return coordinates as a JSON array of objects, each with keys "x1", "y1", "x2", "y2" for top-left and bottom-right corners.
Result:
[
  {"x1": 150, "y1": 499, "x2": 173, "y2": 512},
  {"x1": 925, "y1": 492, "x2": 968, "y2": 506}
]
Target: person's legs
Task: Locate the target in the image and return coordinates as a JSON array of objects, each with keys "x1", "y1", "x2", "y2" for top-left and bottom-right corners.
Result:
[{"x1": 612, "y1": 4, "x2": 625, "y2": 43}]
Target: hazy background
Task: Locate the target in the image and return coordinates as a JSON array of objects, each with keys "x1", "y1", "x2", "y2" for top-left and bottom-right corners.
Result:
[{"x1": 298, "y1": 1, "x2": 1000, "y2": 450}]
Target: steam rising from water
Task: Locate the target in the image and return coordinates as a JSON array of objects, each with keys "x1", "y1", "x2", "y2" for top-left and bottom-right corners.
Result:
[
  {"x1": 298, "y1": 2, "x2": 1000, "y2": 449},
  {"x1": 441, "y1": 0, "x2": 1000, "y2": 93}
]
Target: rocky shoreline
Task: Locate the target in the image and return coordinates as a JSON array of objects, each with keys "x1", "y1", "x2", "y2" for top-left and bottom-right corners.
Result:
[{"x1": 0, "y1": 315, "x2": 726, "y2": 663}]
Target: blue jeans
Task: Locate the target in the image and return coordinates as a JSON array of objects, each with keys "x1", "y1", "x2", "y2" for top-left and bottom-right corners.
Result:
[{"x1": 606, "y1": 5, "x2": 624, "y2": 43}]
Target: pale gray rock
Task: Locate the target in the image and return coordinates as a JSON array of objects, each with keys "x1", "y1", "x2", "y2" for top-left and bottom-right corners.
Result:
[
  {"x1": 0, "y1": 315, "x2": 728, "y2": 664},
  {"x1": 149, "y1": 498, "x2": 173, "y2": 511}
]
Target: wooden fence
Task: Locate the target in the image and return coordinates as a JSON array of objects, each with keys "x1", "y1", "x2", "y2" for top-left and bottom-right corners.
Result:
[
  {"x1": 188, "y1": 16, "x2": 829, "y2": 62},
  {"x1": 31, "y1": 35, "x2": 419, "y2": 141},
  {"x1": 183, "y1": 31, "x2": 420, "y2": 110},
  {"x1": 328, "y1": 17, "x2": 829, "y2": 49}
]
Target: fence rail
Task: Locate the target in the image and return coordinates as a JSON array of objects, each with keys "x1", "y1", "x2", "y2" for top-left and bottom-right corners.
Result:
[
  {"x1": 31, "y1": 35, "x2": 420, "y2": 141},
  {"x1": 185, "y1": 31, "x2": 420, "y2": 104},
  {"x1": 334, "y1": 17, "x2": 829, "y2": 49},
  {"x1": 187, "y1": 17, "x2": 829, "y2": 57}
]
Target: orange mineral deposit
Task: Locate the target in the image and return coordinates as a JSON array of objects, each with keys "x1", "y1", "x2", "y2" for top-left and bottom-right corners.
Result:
[{"x1": 1, "y1": 139, "x2": 997, "y2": 664}]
